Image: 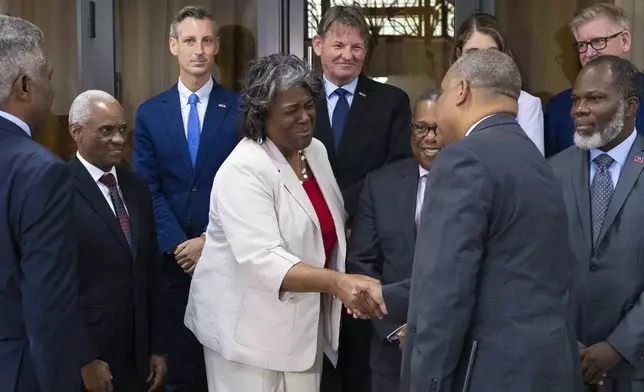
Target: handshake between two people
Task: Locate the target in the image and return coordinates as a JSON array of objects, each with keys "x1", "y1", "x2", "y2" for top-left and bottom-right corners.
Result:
[{"x1": 333, "y1": 273, "x2": 388, "y2": 319}]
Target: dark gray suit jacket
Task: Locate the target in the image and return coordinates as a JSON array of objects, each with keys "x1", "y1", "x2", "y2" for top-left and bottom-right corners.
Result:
[
  {"x1": 550, "y1": 134, "x2": 644, "y2": 384},
  {"x1": 347, "y1": 157, "x2": 419, "y2": 377},
  {"x1": 400, "y1": 114, "x2": 581, "y2": 392}
]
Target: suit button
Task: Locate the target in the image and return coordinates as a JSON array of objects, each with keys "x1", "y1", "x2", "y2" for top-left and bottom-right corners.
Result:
[
  {"x1": 640, "y1": 353, "x2": 644, "y2": 361},
  {"x1": 191, "y1": 186, "x2": 197, "y2": 192},
  {"x1": 590, "y1": 264, "x2": 598, "y2": 272},
  {"x1": 187, "y1": 220, "x2": 192, "y2": 227}
]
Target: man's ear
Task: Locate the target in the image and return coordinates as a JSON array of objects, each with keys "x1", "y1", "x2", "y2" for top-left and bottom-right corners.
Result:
[
  {"x1": 12, "y1": 74, "x2": 30, "y2": 102},
  {"x1": 627, "y1": 96, "x2": 640, "y2": 118},
  {"x1": 454, "y1": 79, "x2": 470, "y2": 107},
  {"x1": 169, "y1": 37, "x2": 178, "y2": 56},
  {"x1": 69, "y1": 123, "x2": 83, "y2": 142},
  {"x1": 312, "y1": 35, "x2": 323, "y2": 56}
]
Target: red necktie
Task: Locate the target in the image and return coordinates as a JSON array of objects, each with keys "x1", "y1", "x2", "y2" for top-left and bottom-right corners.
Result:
[{"x1": 99, "y1": 173, "x2": 132, "y2": 248}]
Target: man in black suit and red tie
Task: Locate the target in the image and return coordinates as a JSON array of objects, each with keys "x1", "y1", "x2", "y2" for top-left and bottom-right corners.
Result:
[
  {"x1": 68, "y1": 90, "x2": 167, "y2": 392},
  {"x1": 312, "y1": 5, "x2": 413, "y2": 391}
]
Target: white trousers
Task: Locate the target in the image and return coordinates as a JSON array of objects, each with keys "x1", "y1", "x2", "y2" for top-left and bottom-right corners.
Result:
[{"x1": 203, "y1": 344, "x2": 323, "y2": 392}]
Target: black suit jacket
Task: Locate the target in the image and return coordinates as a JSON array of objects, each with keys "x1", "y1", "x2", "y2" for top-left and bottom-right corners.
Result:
[
  {"x1": 314, "y1": 74, "x2": 412, "y2": 220},
  {"x1": 346, "y1": 157, "x2": 418, "y2": 376},
  {"x1": 71, "y1": 157, "x2": 166, "y2": 381},
  {"x1": 401, "y1": 114, "x2": 581, "y2": 392}
]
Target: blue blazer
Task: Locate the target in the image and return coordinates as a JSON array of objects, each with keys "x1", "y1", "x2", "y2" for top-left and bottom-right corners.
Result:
[
  {"x1": 133, "y1": 80, "x2": 240, "y2": 253},
  {"x1": 0, "y1": 116, "x2": 94, "y2": 391},
  {"x1": 544, "y1": 73, "x2": 644, "y2": 157}
]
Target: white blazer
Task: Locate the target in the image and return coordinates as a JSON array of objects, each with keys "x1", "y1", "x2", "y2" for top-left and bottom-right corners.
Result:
[
  {"x1": 185, "y1": 137, "x2": 347, "y2": 373},
  {"x1": 517, "y1": 90, "x2": 545, "y2": 155}
]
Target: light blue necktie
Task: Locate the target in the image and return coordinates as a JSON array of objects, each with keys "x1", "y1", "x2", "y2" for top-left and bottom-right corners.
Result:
[{"x1": 187, "y1": 93, "x2": 201, "y2": 167}]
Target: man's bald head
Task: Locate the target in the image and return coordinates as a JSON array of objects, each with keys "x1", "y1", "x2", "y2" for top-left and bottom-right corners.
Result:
[
  {"x1": 68, "y1": 90, "x2": 127, "y2": 171},
  {"x1": 435, "y1": 48, "x2": 521, "y2": 144},
  {"x1": 449, "y1": 48, "x2": 521, "y2": 100}
]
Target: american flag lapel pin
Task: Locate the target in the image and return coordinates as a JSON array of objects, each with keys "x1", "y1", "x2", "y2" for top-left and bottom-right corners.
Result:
[
  {"x1": 218, "y1": 103, "x2": 227, "y2": 108},
  {"x1": 358, "y1": 92, "x2": 366, "y2": 97},
  {"x1": 635, "y1": 156, "x2": 643, "y2": 163}
]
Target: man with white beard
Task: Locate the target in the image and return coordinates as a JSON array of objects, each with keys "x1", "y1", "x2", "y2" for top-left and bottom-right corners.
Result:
[{"x1": 550, "y1": 55, "x2": 644, "y2": 392}]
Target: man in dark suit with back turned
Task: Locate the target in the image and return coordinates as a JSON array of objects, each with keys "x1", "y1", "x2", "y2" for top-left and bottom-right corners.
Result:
[
  {"x1": 347, "y1": 89, "x2": 443, "y2": 392},
  {"x1": 0, "y1": 15, "x2": 94, "y2": 392},
  {"x1": 550, "y1": 55, "x2": 644, "y2": 392},
  {"x1": 69, "y1": 90, "x2": 167, "y2": 392},
  {"x1": 133, "y1": 6, "x2": 239, "y2": 391},
  {"x1": 312, "y1": 6, "x2": 412, "y2": 390},
  {"x1": 401, "y1": 49, "x2": 581, "y2": 392}
]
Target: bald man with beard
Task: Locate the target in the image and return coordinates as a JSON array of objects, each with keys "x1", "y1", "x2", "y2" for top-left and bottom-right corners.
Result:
[
  {"x1": 550, "y1": 55, "x2": 644, "y2": 392},
  {"x1": 69, "y1": 90, "x2": 167, "y2": 392}
]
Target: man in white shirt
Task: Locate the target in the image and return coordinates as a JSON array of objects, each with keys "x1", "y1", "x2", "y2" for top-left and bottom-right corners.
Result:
[
  {"x1": 69, "y1": 90, "x2": 167, "y2": 392},
  {"x1": 133, "y1": 6, "x2": 240, "y2": 391},
  {"x1": 550, "y1": 55, "x2": 644, "y2": 392}
]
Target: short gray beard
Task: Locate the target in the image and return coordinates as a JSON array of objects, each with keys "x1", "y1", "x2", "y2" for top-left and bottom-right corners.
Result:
[{"x1": 574, "y1": 102, "x2": 625, "y2": 150}]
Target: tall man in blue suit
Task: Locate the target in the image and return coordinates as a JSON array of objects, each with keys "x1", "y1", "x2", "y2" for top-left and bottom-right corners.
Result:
[
  {"x1": 0, "y1": 16, "x2": 94, "y2": 391},
  {"x1": 133, "y1": 6, "x2": 240, "y2": 392},
  {"x1": 544, "y1": 3, "x2": 644, "y2": 157}
]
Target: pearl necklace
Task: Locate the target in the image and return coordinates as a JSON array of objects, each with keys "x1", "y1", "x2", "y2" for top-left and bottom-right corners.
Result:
[{"x1": 298, "y1": 150, "x2": 308, "y2": 184}]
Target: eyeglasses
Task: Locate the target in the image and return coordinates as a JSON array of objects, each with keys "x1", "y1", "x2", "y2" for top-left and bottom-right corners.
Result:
[
  {"x1": 411, "y1": 123, "x2": 437, "y2": 138},
  {"x1": 573, "y1": 31, "x2": 624, "y2": 53}
]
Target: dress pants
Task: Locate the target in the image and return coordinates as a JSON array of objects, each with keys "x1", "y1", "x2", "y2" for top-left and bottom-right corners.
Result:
[
  {"x1": 203, "y1": 342, "x2": 323, "y2": 392},
  {"x1": 585, "y1": 379, "x2": 644, "y2": 392},
  {"x1": 371, "y1": 371, "x2": 400, "y2": 392},
  {"x1": 336, "y1": 311, "x2": 372, "y2": 392},
  {"x1": 162, "y1": 253, "x2": 208, "y2": 392}
]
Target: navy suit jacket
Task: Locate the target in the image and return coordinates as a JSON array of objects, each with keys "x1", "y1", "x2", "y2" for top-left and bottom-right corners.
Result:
[
  {"x1": 346, "y1": 157, "x2": 418, "y2": 377},
  {"x1": 133, "y1": 80, "x2": 240, "y2": 253},
  {"x1": 71, "y1": 157, "x2": 166, "y2": 381},
  {"x1": 0, "y1": 117, "x2": 94, "y2": 391},
  {"x1": 544, "y1": 73, "x2": 644, "y2": 157}
]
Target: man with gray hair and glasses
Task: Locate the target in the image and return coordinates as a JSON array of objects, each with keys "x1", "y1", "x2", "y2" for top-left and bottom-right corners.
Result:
[
  {"x1": 0, "y1": 15, "x2": 94, "y2": 392},
  {"x1": 401, "y1": 49, "x2": 581, "y2": 392},
  {"x1": 544, "y1": 3, "x2": 644, "y2": 157}
]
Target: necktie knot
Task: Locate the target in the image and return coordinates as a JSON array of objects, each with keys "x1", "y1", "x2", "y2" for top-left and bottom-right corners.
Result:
[
  {"x1": 594, "y1": 154, "x2": 614, "y2": 169},
  {"x1": 188, "y1": 93, "x2": 199, "y2": 105},
  {"x1": 99, "y1": 173, "x2": 117, "y2": 188},
  {"x1": 334, "y1": 88, "x2": 349, "y2": 98}
]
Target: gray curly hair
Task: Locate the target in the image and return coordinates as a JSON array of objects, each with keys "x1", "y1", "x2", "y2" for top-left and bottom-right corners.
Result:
[{"x1": 240, "y1": 53, "x2": 322, "y2": 142}]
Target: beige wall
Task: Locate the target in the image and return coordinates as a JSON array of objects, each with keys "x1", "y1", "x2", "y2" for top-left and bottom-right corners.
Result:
[{"x1": 615, "y1": 0, "x2": 644, "y2": 70}]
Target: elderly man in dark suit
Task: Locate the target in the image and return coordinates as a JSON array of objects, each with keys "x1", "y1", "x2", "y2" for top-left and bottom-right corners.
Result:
[
  {"x1": 312, "y1": 6, "x2": 412, "y2": 390},
  {"x1": 550, "y1": 55, "x2": 644, "y2": 392},
  {"x1": 0, "y1": 15, "x2": 93, "y2": 392},
  {"x1": 401, "y1": 49, "x2": 581, "y2": 392},
  {"x1": 69, "y1": 90, "x2": 167, "y2": 392},
  {"x1": 346, "y1": 88, "x2": 443, "y2": 392}
]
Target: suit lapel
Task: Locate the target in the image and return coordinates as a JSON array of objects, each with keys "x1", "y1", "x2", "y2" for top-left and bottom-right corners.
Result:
[
  {"x1": 72, "y1": 158, "x2": 132, "y2": 258},
  {"x1": 337, "y1": 75, "x2": 372, "y2": 157},
  {"x1": 398, "y1": 159, "x2": 419, "y2": 251},
  {"x1": 596, "y1": 135, "x2": 644, "y2": 246},
  {"x1": 161, "y1": 85, "x2": 193, "y2": 172},
  {"x1": 117, "y1": 168, "x2": 140, "y2": 260},
  {"x1": 194, "y1": 81, "x2": 230, "y2": 178},
  {"x1": 263, "y1": 140, "x2": 321, "y2": 232},
  {"x1": 315, "y1": 92, "x2": 335, "y2": 163},
  {"x1": 570, "y1": 148, "x2": 593, "y2": 256}
]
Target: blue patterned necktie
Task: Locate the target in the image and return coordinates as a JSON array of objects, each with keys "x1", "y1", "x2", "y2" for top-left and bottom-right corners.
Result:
[
  {"x1": 187, "y1": 93, "x2": 201, "y2": 167},
  {"x1": 591, "y1": 153, "x2": 615, "y2": 248},
  {"x1": 331, "y1": 88, "x2": 350, "y2": 150}
]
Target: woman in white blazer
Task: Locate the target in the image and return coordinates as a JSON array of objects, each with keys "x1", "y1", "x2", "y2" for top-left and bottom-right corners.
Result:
[
  {"x1": 451, "y1": 13, "x2": 545, "y2": 155},
  {"x1": 184, "y1": 53, "x2": 387, "y2": 392}
]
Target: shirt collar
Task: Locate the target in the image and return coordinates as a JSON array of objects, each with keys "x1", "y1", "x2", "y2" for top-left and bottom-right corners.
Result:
[
  {"x1": 0, "y1": 110, "x2": 31, "y2": 137},
  {"x1": 178, "y1": 77, "x2": 214, "y2": 106},
  {"x1": 418, "y1": 165, "x2": 430, "y2": 178},
  {"x1": 465, "y1": 114, "x2": 495, "y2": 137},
  {"x1": 76, "y1": 151, "x2": 118, "y2": 185},
  {"x1": 590, "y1": 128, "x2": 637, "y2": 167},
  {"x1": 323, "y1": 74, "x2": 359, "y2": 99}
]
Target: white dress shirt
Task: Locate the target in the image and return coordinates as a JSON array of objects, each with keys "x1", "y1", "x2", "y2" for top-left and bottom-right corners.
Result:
[
  {"x1": 517, "y1": 90, "x2": 545, "y2": 155},
  {"x1": 415, "y1": 166, "x2": 430, "y2": 226},
  {"x1": 589, "y1": 129, "x2": 637, "y2": 188},
  {"x1": 323, "y1": 75, "x2": 359, "y2": 126},
  {"x1": 0, "y1": 110, "x2": 31, "y2": 137},
  {"x1": 178, "y1": 77, "x2": 213, "y2": 137},
  {"x1": 465, "y1": 115, "x2": 494, "y2": 137},
  {"x1": 76, "y1": 152, "x2": 128, "y2": 215}
]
